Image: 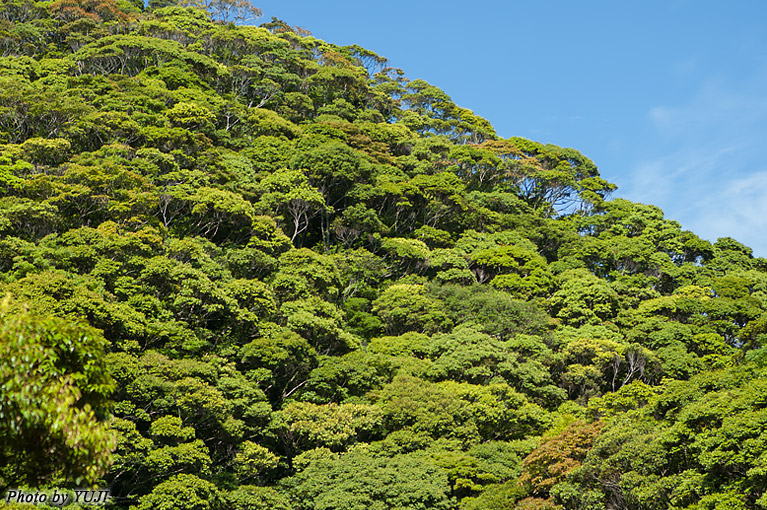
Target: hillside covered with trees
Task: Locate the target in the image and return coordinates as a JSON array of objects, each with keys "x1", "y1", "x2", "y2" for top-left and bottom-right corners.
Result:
[{"x1": 2, "y1": 1, "x2": 767, "y2": 509}]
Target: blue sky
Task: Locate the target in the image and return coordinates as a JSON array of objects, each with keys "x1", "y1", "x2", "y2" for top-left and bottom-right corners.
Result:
[{"x1": 254, "y1": 0, "x2": 767, "y2": 256}]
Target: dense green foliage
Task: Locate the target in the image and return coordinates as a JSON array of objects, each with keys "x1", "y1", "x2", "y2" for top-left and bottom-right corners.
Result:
[{"x1": 2, "y1": 1, "x2": 767, "y2": 508}]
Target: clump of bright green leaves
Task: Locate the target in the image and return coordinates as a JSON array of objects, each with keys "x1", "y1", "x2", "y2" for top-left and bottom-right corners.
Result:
[{"x1": 1, "y1": 0, "x2": 767, "y2": 508}]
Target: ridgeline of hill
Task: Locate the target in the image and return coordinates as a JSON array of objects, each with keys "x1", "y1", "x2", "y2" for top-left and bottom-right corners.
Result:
[{"x1": 2, "y1": 1, "x2": 767, "y2": 509}]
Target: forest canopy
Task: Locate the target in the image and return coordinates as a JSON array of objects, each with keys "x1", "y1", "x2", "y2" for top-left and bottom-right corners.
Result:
[{"x1": 1, "y1": 1, "x2": 767, "y2": 509}]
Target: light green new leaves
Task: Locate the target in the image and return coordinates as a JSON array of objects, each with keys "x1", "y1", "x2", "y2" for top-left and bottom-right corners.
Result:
[{"x1": 0, "y1": 298, "x2": 115, "y2": 488}]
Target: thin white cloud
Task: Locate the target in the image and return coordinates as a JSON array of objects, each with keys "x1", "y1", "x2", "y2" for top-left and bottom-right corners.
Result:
[
  {"x1": 647, "y1": 106, "x2": 674, "y2": 131},
  {"x1": 621, "y1": 71, "x2": 767, "y2": 256},
  {"x1": 684, "y1": 171, "x2": 767, "y2": 256}
]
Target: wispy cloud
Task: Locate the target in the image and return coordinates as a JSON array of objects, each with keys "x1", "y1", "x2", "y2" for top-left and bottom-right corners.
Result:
[
  {"x1": 684, "y1": 172, "x2": 767, "y2": 256},
  {"x1": 621, "y1": 71, "x2": 767, "y2": 256}
]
